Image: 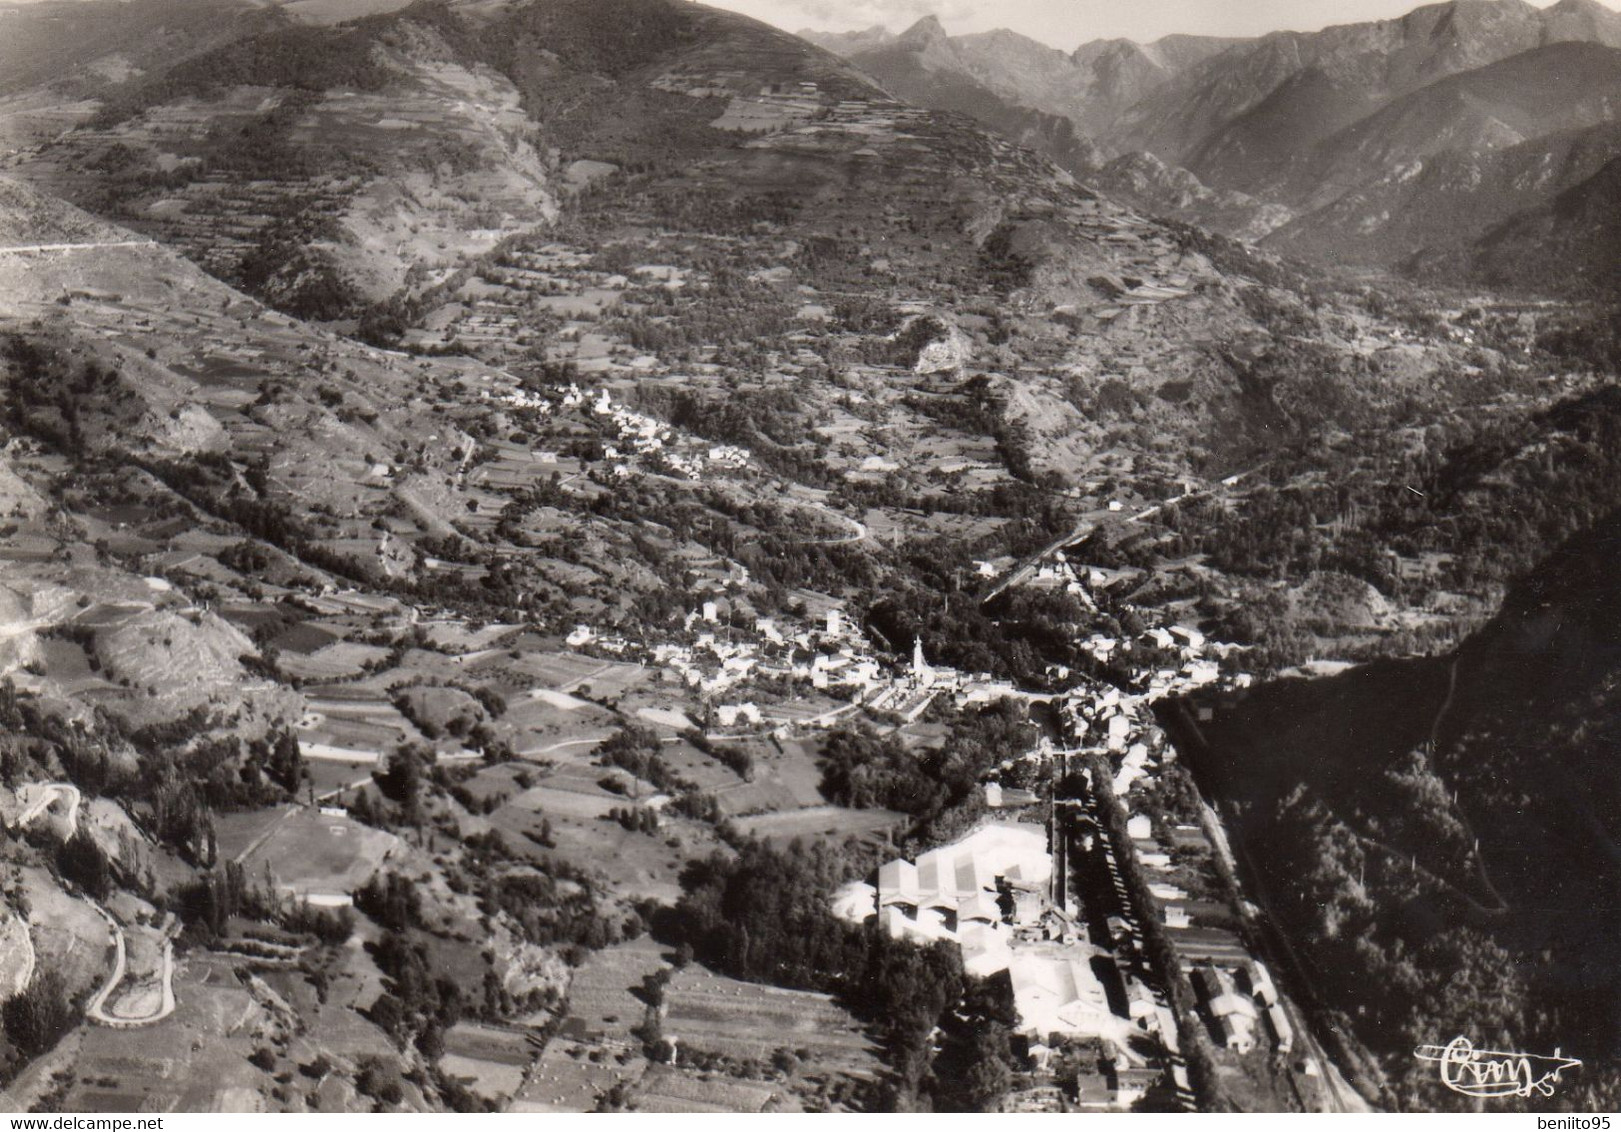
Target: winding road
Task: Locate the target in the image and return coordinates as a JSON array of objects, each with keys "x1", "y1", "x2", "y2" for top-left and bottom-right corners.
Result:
[
  {"x1": 84, "y1": 901, "x2": 176, "y2": 1028},
  {"x1": 13, "y1": 783, "x2": 80, "y2": 837},
  {"x1": 798, "y1": 502, "x2": 869, "y2": 547},
  {"x1": 0, "y1": 914, "x2": 35, "y2": 998},
  {"x1": 11, "y1": 784, "x2": 175, "y2": 1026},
  {"x1": 980, "y1": 465, "x2": 1268, "y2": 605}
]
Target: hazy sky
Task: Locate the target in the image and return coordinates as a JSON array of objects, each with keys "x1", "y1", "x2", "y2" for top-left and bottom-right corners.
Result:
[{"x1": 705, "y1": 0, "x2": 1577, "y2": 48}]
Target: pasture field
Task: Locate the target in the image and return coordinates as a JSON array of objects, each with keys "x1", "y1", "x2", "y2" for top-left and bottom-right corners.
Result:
[
  {"x1": 506, "y1": 767, "x2": 635, "y2": 821},
  {"x1": 703, "y1": 734, "x2": 826, "y2": 816},
  {"x1": 502, "y1": 692, "x2": 621, "y2": 760},
  {"x1": 306, "y1": 760, "x2": 376, "y2": 801},
  {"x1": 517, "y1": 727, "x2": 623, "y2": 762},
  {"x1": 277, "y1": 642, "x2": 390, "y2": 681},
  {"x1": 753, "y1": 737, "x2": 824, "y2": 802},
  {"x1": 632, "y1": 1065, "x2": 780, "y2": 1113},
  {"x1": 654, "y1": 738, "x2": 744, "y2": 793},
  {"x1": 580, "y1": 664, "x2": 654, "y2": 702},
  {"x1": 299, "y1": 697, "x2": 422, "y2": 753},
  {"x1": 515, "y1": 1040, "x2": 646, "y2": 1113},
  {"x1": 503, "y1": 650, "x2": 613, "y2": 689},
  {"x1": 531, "y1": 658, "x2": 651, "y2": 700},
  {"x1": 662, "y1": 967, "x2": 879, "y2": 1072},
  {"x1": 439, "y1": 1022, "x2": 538, "y2": 1102},
  {"x1": 562, "y1": 936, "x2": 666, "y2": 1037},
  {"x1": 215, "y1": 809, "x2": 293, "y2": 862},
  {"x1": 418, "y1": 621, "x2": 522, "y2": 655},
  {"x1": 38, "y1": 637, "x2": 96, "y2": 685},
  {"x1": 234, "y1": 808, "x2": 400, "y2": 899},
  {"x1": 631, "y1": 705, "x2": 694, "y2": 732},
  {"x1": 489, "y1": 783, "x2": 718, "y2": 903},
  {"x1": 730, "y1": 805, "x2": 904, "y2": 848},
  {"x1": 295, "y1": 969, "x2": 397, "y2": 1061}
]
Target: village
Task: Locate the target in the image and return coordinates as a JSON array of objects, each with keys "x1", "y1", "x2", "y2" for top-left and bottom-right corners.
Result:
[{"x1": 820, "y1": 549, "x2": 1341, "y2": 1112}]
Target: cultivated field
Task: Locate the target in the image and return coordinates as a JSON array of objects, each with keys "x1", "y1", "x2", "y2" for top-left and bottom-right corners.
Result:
[
  {"x1": 661, "y1": 966, "x2": 879, "y2": 1074},
  {"x1": 632, "y1": 1064, "x2": 780, "y2": 1112},
  {"x1": 515, "y1": 1039, "x2": 646, "y2": 1113}
]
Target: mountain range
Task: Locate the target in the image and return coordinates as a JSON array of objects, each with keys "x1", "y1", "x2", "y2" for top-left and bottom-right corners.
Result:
[{"x1": 806, "y1": 0, "x2": 1621, "y2": 289}]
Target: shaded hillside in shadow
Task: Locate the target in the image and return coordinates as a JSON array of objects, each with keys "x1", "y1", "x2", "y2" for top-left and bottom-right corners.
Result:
[{"x1": 1170, "y1": 509, "x2": 1621, "y2": 1111}]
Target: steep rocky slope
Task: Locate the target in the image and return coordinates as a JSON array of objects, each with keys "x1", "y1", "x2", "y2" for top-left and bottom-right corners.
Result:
[{"x1": 815, "y1": 16, "x2": 1108, "y2": 179}]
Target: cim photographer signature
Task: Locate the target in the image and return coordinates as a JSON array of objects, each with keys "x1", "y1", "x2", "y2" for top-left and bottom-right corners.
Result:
[{"x1": 1416, "y1": 1037, "x2": 1582, "y2": 1099}]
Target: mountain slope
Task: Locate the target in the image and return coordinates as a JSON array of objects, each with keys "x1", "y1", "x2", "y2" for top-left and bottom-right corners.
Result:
[
  {"x1": 829, "y1": 17, "x2": 1295, "y2": 237},
  {"x1": 821, "y1": 1, "x2": 1621, "y2": 275},
  {"x1": 954, "y1": 29, "x2": 1237, "y2": 141},
  {"x1": 1092, "y1": 151, "x2": 1292, "y2": 241},
  {"x1": 810, "y1": 22, "x2": 1237, "y2": 142},
  {"x1": 1286, "y1": 41, "x2": 1621, "y2": 207},
  {"x1": 1118, "y1": 0, "x2": 1554, "y2": 172},
  {"x1": 0, "y1": 0, "x2": 269, "y2": 97},
  {"x1": 1419, "y1": 150, "x2": 1621, "y2": 293},
  {"x1": 826, "y1": 16, "x2": 1108, "y2": 178},
  {"x1": 1180, "y1": 501, "x2": 1621, "y2": 1111},
  {"x1": 3, "y1": 0, "x2": 1440, "y2": 511},
  {"x1": 1266, "y1": 119, "x2": 1621, "y2": 267},
  {"x1": 1243, "y1": 40, "x2": 1621, "y2": 263}
]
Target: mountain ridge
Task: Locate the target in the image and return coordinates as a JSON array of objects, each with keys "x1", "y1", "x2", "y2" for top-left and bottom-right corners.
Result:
[{"x1": 809, "y1": 0, "x2": 1621, "y2": 280}]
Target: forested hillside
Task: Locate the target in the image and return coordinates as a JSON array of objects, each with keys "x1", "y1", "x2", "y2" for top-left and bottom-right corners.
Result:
[{"x1": 1176, "y1": 508, "x2": 1621, "y2": 1111}]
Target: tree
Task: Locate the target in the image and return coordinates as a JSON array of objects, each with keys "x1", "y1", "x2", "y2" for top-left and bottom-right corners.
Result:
[
  {"x1": 954, "y1": 1024, "x2": 1014, "y2": 1112},
  {"x1": 266, "y1": 727, "x2": 304, "y2": 795},
  {"x1": 374, "y1": 744, "x2": 427, "y2": 825},
  {"x1": 2, "y1": 970, "x2": 75, "y2": 1058},
  {"x1": 56, "y1": 831, "x2": 112, "y2": 900}
]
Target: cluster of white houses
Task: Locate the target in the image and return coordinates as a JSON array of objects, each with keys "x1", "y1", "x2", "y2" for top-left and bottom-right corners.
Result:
[
  {"x1": 521, "y1": 383, "x2": 754, "y2": 481},
  {"x1": 1051, "y1": 601, "x2": 1305, "y2": 1073},
  {"x1": 613, "y1": 602, "x2": 1019, "y2": 727}
]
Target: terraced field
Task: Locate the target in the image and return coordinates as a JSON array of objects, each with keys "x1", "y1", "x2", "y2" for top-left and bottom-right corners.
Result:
[{"x1": 662, "y1": 967, "x2": 879, "y2": 1073}]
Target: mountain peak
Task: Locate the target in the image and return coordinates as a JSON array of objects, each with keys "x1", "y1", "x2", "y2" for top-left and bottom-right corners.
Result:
[
  {"x1": 1542, "y1": 0, "x2": 1621, "y2": 45},
  {"x1": 896, "y1": 13, "x2": 949, "y2": 46},
  {"x1": 892, "y1": 12, "x2": 962, "y2": 70}
]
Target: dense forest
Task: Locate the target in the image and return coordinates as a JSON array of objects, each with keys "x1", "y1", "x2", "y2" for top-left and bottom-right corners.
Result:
[{"x1": 1175, "y1": 507, "x2": 1621, "y2": 1111}]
